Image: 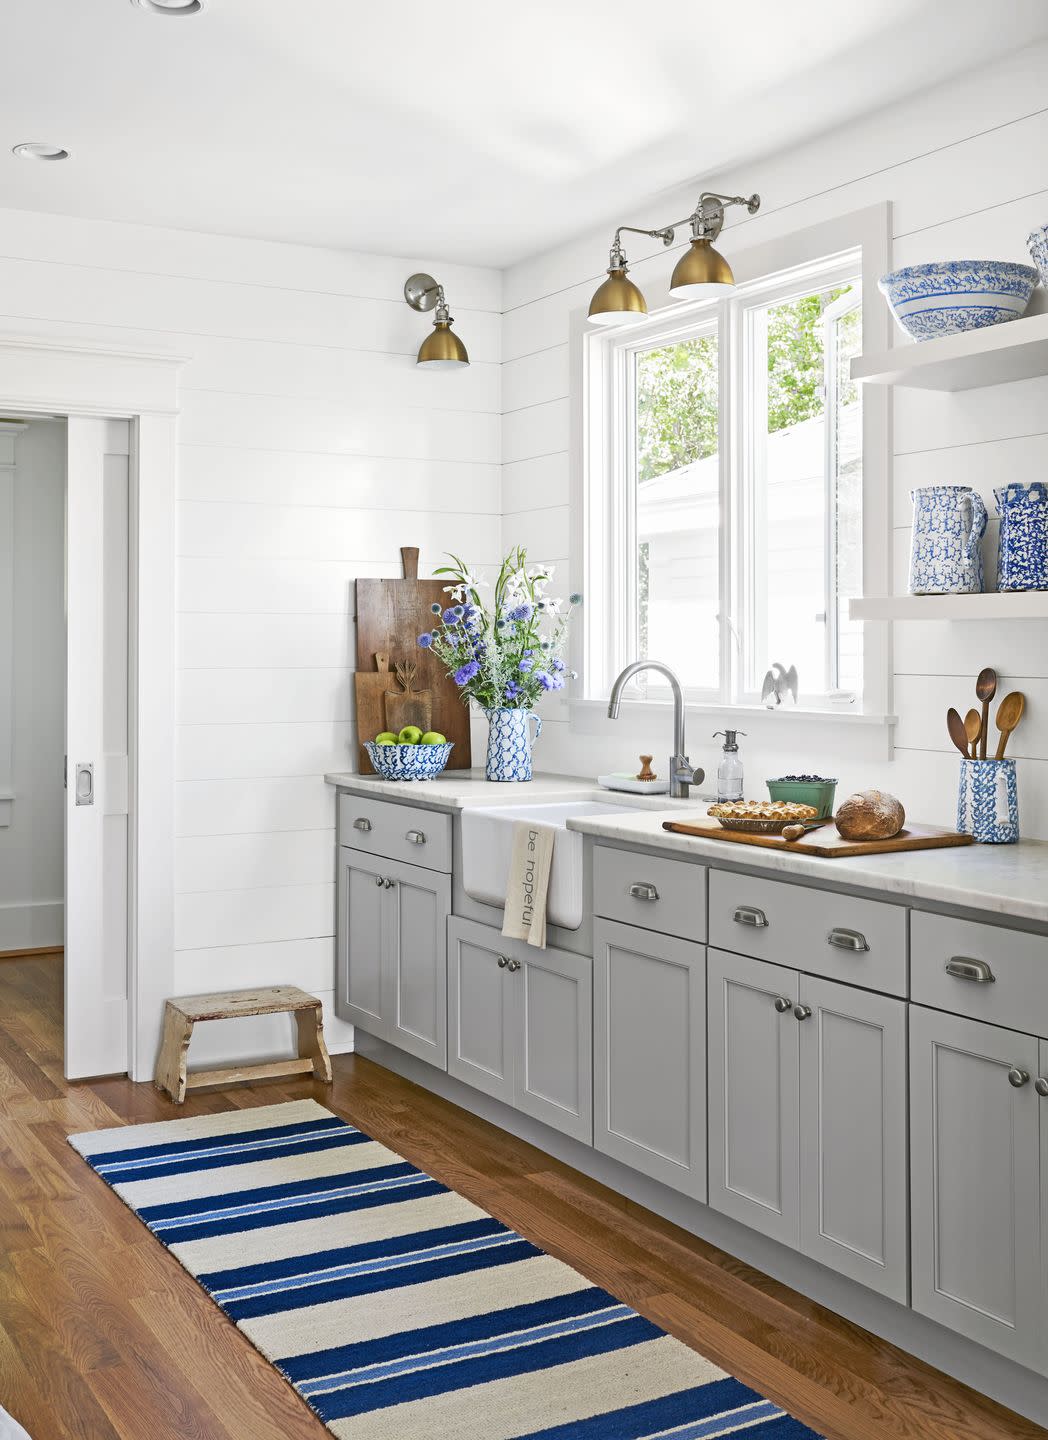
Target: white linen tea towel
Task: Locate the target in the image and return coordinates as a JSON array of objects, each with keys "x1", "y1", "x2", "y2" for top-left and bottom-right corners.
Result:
[{"x1": 501, "y1": 820, "x2": 555, "y2": 949}]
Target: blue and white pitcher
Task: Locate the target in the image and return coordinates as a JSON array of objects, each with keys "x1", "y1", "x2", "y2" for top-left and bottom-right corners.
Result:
[
  {"x1": 909, "y1": 485, "x2": 987, "y2": 594},
  {"x1": 484, "y1": 707, "x2": 543, "y2": 782},
  {"x1": 996, "y1": 482, "x2": 1048, "y2": 591}
]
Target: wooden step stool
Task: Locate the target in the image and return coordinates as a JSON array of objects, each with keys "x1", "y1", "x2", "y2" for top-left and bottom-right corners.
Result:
[{"x1": 154, "y1": 986, "x2": 333, "y2": 1104}]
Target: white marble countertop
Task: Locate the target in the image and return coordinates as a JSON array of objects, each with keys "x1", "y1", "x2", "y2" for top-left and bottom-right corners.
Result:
[{"x1": 324, "y1": 768, "x2": 1048, "y2": 925}]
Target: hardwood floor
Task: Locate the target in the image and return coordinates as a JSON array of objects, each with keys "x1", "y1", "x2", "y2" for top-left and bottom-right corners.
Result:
[{"x1": 0, "y1": 952, "x2": 1044, "y2": 1440}]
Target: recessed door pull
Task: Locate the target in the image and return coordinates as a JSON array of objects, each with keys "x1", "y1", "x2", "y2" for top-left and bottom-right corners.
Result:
[
  {"x1": 827, "y1": 927, "x2": 869, "y2": 952},
  {"x1": 628, "y1": 882, "x2": 659, "y2": 902},
  {"x1": 75, "y1": 762, "x2": 94, "y2": 807},
  {"x1": 945, "y1": 956, "x2": 995, "y2": 984},
  {"x1": 733, "y1": 906, "x2": 768, "y2": 928}
]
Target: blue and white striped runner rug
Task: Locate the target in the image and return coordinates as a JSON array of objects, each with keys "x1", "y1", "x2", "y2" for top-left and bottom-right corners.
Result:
[{"x1": 70, "y1": 1100, "x2": 823, "y2": 1440}]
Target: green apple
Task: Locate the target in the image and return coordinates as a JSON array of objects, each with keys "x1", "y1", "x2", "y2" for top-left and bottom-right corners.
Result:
[
  {"x1": 374, "y1": 732, "x2": 397, "y2": 745},
  {"x1": 420, "y1": 731, "x2": 447, "y2": 745},
  {"x1": 397, "y1": 725, "x2": 424, "y2": 745}
]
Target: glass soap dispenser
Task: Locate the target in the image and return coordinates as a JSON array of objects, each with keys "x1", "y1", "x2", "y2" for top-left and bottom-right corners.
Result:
[{"x1": 713, "y1": 730, "x2": 746, "y2": 801}]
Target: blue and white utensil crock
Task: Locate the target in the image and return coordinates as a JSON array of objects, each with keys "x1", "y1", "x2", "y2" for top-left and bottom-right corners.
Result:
[
  {"x1": 996, "y1": 482, "x2": 1048, "y2": 591},
  {"x1": 909, "y1": 485, "x2": 987, "y2": 594},
  {"x1": 957, "y1": 759, "x2": 1019, "y2": 844},
  {"x1": 484, "y1": 707, "x2": 543, "y2": 782}
]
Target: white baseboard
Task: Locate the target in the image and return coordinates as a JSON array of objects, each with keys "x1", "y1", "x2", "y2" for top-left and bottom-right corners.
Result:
[{"x1": 0, "y1": 900, "x2": 63, "y2": 951}]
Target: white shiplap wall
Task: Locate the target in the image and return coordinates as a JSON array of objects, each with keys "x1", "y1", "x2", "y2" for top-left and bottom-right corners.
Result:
[
  {"x1": 500, "y1": 41, "x2": 1048, "y2": 838},
  {"x1": 0, "y1": 207, "x2": 500, "y2": 1060}
]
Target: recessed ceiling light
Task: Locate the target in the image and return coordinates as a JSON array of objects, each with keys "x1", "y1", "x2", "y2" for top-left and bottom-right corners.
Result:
[
  {"x1": 12, "y1": 142, "x2": 69, "y2": 162},
  {"x1": 131, "y1": 0, "x2": 205, "y2": 12}
]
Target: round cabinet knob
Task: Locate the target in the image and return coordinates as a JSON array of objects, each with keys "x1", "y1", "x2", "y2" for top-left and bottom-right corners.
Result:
[
  {"x1": 1008, "y1": 1067, "x2": 1030, "y2": 1088},
  {"x1": 374, "y1": 875, "x2": 384, "y2": 887},
  {"x1": 384, "y1": 876, "x2": 396, "y2": 889},
  {"x1": 506, "y1": 959, "x2": 521, "y2": 973},
  {"x1": 497, "y1": 956, "x2": 508, "y2": 968},
  {"x1": 773, "y1": 996, "x2": 793, "y2": 1013},
  {"x1": 1035, "y1": 1077, "x2": 1048, "y2": 1098},
  {"x1": 794, "y1": 1005, "x2": 813, "y2": 1021}
]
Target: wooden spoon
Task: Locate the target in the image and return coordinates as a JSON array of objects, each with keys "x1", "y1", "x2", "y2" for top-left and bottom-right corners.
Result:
[
  {"x1": 994, "y1": 691, "x2": 1025, "y2": 759},
  {"x1": 946, "y1": 707, "x2": 971, "y2": 758},
  {"x1": 976, "y1": 667, "x2": 998, "y2": 760},
  {"x1": 963, "y1": 708, "x2": 982, "y2": 759}
]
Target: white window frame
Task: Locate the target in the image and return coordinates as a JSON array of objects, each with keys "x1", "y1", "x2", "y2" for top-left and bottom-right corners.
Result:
[{"x1": 569, "y1": 203, "x2": 893, "y2": 744}]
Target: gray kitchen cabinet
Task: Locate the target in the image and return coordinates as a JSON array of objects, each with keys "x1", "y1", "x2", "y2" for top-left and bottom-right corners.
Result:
[
  {"x1": 910, "y1": 1005, "x2": 1041, "y2": 1370},
  {"x1": 447, "y1": 916, "x2": 592, "y2": 1143},
  {"x1": 708, "y1": 947, "x2": 801, "y2": 1246},
  {"x1": 447, "y1": 914, "x2": 515, "y2": 1106},
  {"x1": 798, "y1": 974, "x2": 908, "y2": 1302},
  {"x1": 337, "y1": 847, "x2": 390, "y2": 1041},
  {"x1": 336, "y1": 846, "x2": 450, "y2": 1068},
  {"x1": 1041, "y1": 1038, "x2": 1048, "y2": 1377},
  {"x1": 593, "y1": 918, "x2": 706, "y2": 1200}
]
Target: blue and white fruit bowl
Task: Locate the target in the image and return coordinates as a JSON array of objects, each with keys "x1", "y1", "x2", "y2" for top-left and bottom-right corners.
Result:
[
  {"x1": 879, "y1": 260, "x2": 1038, "y2": 342},
  {"x1": 364, "y1": 741, "x2": 453, "y2": 781}
]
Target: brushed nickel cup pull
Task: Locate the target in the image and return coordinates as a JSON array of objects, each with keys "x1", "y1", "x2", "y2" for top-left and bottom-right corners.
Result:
[
  {"x1": 506, "y1": 959, "x2": 521, "y2": 973},
  {"x1": 405, "y1": 830, "x2": 426, "y2": 845},
  {"x1": 827, "y1": 927, "x2": 869, "y2": 953},
  {"x1": 353, "y1": 817, "x2": 372, "y2": 832},
  {"x1": 1035, "y1": 1077, "x2": 1048, "y2": 1098},
  {"x1": 628, "y1": 882, "x2": 659, "y2": 902},
  {"x1": 497, "y1": 955, "x2": 508, "y2": 968},
  {"x1": 733, "y1": 906, "x2": 768, "y2": 928},
  {"x1": 945, "y1": 956, "x2": 995, "y2": 984},
  {"x1": 773, "y1": 996, "x2": 793, "y2": 1013},
  {"x1": 1008, "y1": 1067, "x2": 1029, "y2": 1088},
  {"x1": 794, "y1": 1004, "x2": 813, "y2": 1021}
]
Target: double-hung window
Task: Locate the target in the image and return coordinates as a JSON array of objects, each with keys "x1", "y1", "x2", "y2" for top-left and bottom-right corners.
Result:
[{"x1": 583, "y1": 246, "x2": 869, "y2": 712}]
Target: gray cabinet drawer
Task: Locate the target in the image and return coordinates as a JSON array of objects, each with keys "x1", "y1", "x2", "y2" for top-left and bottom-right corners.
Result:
[
  {"x1": 338, "y1": 794, "x2": 452, "y2": 873},
  {"x1": 708, "y1": 869, "x2": 907, "y2": 997},
  {"x1": 593, "y1": 845, "x2": 706, "y2": 941},
  {"x1": 911, "y1": 911, "x2": 1048, "y2": 1034}
]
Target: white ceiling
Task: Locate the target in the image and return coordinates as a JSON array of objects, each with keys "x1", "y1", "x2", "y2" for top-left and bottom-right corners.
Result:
[{"x1": 3, "y1": 0, "x2": 1046, "y2": 269}]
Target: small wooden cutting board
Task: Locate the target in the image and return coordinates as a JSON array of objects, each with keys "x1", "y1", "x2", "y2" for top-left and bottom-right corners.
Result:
[{"x1": 661, "y1": 818, "x2": 975, "y2": 858}]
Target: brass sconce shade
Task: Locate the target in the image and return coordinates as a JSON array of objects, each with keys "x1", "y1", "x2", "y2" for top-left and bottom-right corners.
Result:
[
  {"x1": 404, "y1": 272, "x2": 469, "y2": 369},
  {"x1": 669, "y1": 237, "x2": 735, "y2": 298},
  {"x1": 588, "y1": 266, "x2": 648, "y2": 326}
]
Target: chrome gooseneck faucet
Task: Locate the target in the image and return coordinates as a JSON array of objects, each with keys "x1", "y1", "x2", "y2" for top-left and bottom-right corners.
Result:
[{"x1": 607, "y1": 661, "x2": 697, "y2": 798}]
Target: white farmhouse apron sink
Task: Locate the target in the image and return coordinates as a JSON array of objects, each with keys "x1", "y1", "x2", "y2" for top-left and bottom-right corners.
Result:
[{"x1": 461, "y1": 801, "x2": 631, "y2": 930}]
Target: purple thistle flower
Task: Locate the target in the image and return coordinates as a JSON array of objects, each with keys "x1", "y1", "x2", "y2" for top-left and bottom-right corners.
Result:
[
  {"x1": 453, "y1": 660, "x2": 480, "y2": 686},
  {"x1": 430, "y1": 602, "x2": 442, "y2": 614},
  {"x1": 442, "y1": 608, "x2": 458, "y2": 624},
  {"x1": 417, "y1": 633, "x2": 433, "y2": 649},
  {"x1": 507, "y1": 603, "x2": 533, "y2": 622}
]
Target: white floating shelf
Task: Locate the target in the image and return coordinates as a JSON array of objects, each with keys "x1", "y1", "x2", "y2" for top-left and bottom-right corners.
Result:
[
  {"x1": 851, "y1": 592, "x2": 1048, "y2": 622},
  {"x1": 851, "y1": 311, "x2": 1048, "y2": 392}
]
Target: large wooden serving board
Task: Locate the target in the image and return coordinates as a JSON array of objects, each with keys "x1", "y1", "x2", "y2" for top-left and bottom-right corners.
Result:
[
  {"x1": 661, "y1": 818, "x2": 975, "y2": 858},
  {"x1": 354, "y1": 547, "x2": 471, "y2": 773}
]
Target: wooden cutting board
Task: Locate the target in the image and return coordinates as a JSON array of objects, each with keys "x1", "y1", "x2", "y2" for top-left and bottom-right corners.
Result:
[
  {"x1": 354, "y1": 547, "x2": 471, "y2": 771},
  {"x1": 353, "y1": 653, "x2": 394, "y2": 774},
  {"x1": 661, "y1": 818, "x2": 975, "y2": 858}
]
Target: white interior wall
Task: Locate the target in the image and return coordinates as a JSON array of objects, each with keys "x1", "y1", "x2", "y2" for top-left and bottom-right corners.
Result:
[
  {"x1": 500, "y1": 40, "x2": 1048, "y2": 838},
  {"x1": 0, "y1": 420, "x2": 66, "y2": 950},
  {"x1": 0, "y1": 210, "x2": 501, "y2": 1061}
]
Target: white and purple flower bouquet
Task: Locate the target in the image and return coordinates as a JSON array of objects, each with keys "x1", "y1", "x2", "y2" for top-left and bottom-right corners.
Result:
[{"x1": 418, "y1": 547, "x2": 577, "y2": 710}]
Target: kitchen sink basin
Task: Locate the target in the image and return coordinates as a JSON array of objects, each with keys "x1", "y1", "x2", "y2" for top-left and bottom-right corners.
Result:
[{"x1": 460, "y1": 800, "x2": 633, "y2": 930}]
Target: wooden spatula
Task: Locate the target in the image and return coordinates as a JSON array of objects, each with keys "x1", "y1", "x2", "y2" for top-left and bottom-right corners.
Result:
[{"x1": 947, "y1": 707, "x2": 971, "y2": 758}]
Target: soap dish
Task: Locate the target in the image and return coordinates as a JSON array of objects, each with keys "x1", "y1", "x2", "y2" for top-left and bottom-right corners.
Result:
[{"x1": 598, "y1": 773, "x2": 670, "y2": 795}]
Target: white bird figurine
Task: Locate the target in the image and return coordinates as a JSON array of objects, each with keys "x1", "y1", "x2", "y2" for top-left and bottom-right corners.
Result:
[{"x1": 761, "y1": 662, "x2": 798, "y2": 708}]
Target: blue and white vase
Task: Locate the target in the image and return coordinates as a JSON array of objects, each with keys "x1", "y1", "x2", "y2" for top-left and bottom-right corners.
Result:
[
  {"x1": 484, "y1": 707, "x2": 543, "y2": 782},
  {"x1": 957, "y1": 758, "x2": 1019, "y2": 844},
  {"x1": 996, "y1": 482, "x2": 1048, "y2": 592},
  {"x1": 908, "y1": 485, "x2": 987, "y2": 594}
]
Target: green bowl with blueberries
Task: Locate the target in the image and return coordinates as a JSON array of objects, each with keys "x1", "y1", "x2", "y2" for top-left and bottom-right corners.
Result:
[{"x1": 766, "y1": 774, "x2": 837, "y2": 818}]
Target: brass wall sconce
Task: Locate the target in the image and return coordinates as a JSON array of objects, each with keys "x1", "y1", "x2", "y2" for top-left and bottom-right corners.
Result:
[
  {"x1": 404, "y1": 273, "x2": 469, "y2": 368},
  {"x1": 588, "y1": 189, "x2": 761, "y2": 326}
]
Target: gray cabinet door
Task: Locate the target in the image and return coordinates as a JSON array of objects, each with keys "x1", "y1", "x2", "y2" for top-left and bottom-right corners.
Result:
[
  {"x1": 798, "y1": 974, "x2": 908, "y2": 1301},
  {"x1": 447, "y1": 916, "x2": 515, "y2": 1106},
  {"x1": 593, "y1": 918, "x2": 706, "y2": 1200},
  {"x1": 514, "y1": 938, "x2": 593, "y2": 1145},
  {"x1": 910, "y1": 1005, "x2": 1040, "y2": 1369},
  {"x1": 1040, "y1": 1038, "x2": 1048, "y2": 1378},
  {"x1": 336, "y1": 846, "x2": 390, "y2": 1039},
  {"x1": 384, "y1": 857, "x2": 450, "y2": 1070},
  {"x1": 707, "y1": 947, "x2": 800, "y2": 1247}
]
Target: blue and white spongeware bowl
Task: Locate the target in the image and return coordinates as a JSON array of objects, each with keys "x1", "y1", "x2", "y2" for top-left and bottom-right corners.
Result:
[
  {"x1": 1027, "y1": 224, "x2": 1048, "y2": 290},
  {"x1": 879, "y1": 260, "x2": 1038, "y2": 342},
  {"x1": 364, "y1": 741, "x2": 453, "y2": 781}
]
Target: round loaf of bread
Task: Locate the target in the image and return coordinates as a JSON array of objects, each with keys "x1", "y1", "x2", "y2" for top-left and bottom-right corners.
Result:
[{"x1": 834, "y1": 789, "x2": 905, "y2": 841}]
